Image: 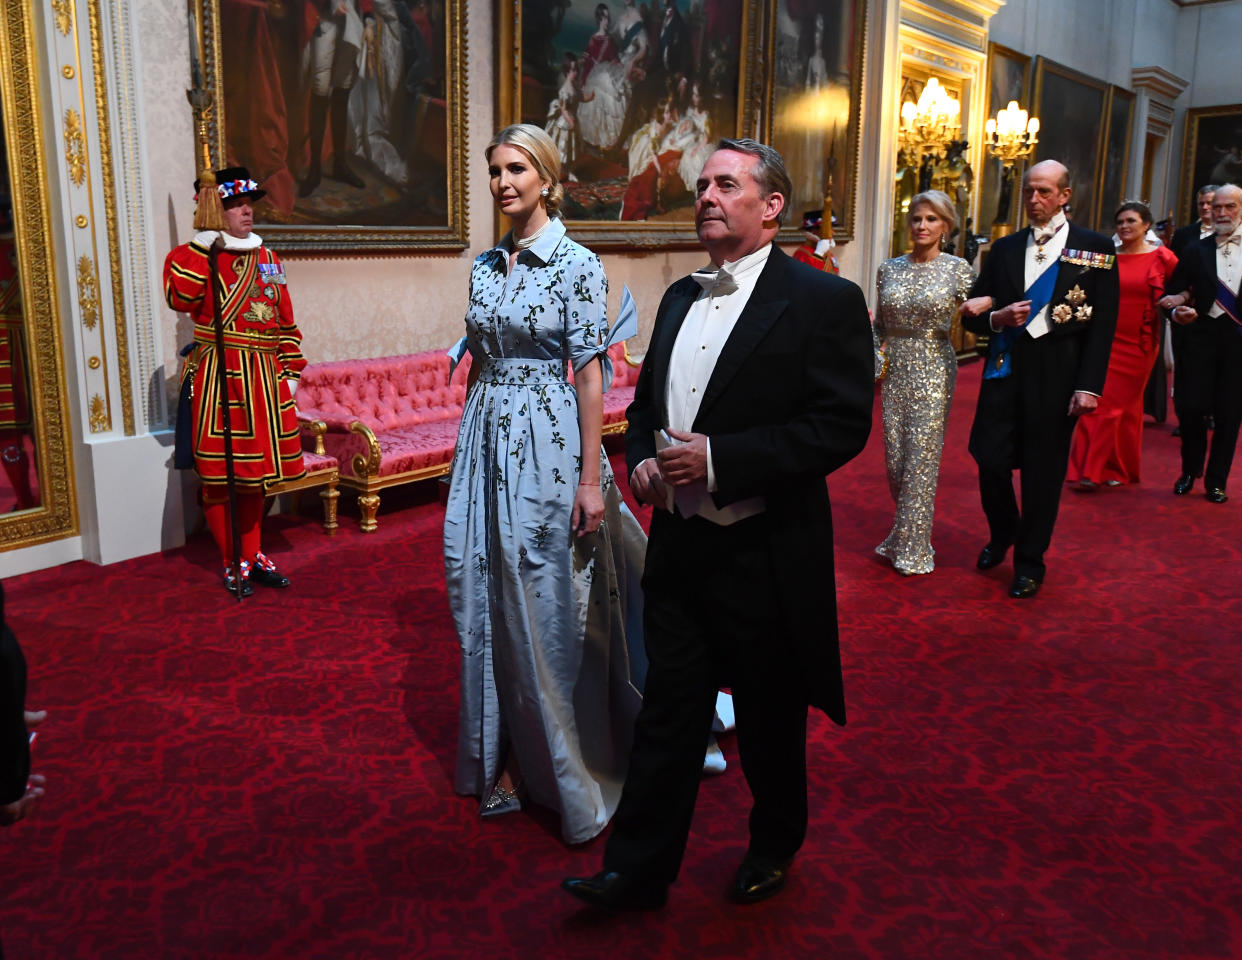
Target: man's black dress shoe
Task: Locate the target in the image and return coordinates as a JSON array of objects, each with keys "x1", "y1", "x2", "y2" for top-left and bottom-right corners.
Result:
[
  {"x1": 976, "y1": 543, "x2": 1008, "y2": 570},
  {"x1": 1008, "y1": 575, "x2": 1041, "y2": 599},
  {"x1": 561, "y1": 871, "x2": 667, "y2": 912},
  {"x1": 1173, "y1": 474, "x2": 1195, "y2": 495},
  {"x1": 729, "y1": 856, "x2": 794, "y2": 905},
  {"x1": 250, "y1": 566, "x2": 291, "y2": 588},
  {"x1": 1205, "y1": 487, "x2": 1229, "y2": 504}
]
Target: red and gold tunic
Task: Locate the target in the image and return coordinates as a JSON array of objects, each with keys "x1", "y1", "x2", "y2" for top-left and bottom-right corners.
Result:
[
  {"x1": 792, "y1": 241, "x2": 840, "y2": 274},
  {"x1": 164, "y1": 234, "x2": 305, "y2": 489},
  {"x1": 0, "y1": 237, "x2": 30, "y2": 431}
]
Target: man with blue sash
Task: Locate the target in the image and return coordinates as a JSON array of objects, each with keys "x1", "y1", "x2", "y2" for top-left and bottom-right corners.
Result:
[
  {"x1": 960, "y1": 160, "x2": 1119, "y2": 598},
  {"x1": 1160, "y1": 183, "x2": 1242, "y2": 504}
]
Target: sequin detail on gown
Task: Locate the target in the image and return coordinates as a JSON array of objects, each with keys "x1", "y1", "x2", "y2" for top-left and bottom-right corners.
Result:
[{"x1": 873, "y1": 253, "x2": 975, "y2": 574}]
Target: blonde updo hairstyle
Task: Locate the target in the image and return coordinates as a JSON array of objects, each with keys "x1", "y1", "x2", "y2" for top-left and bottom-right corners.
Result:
[
  {"x1": 907, "y1": 189, "x2": 957, "y2": 244},
  {"x1": 486, "y1": 124, "x2": 565, "y2": 218}
]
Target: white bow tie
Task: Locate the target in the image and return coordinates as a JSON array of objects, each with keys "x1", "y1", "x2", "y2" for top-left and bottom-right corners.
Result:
[
  {"x1": 691, "y1": 267, "x2": 738, "y2": 295},
  {"x1": 1033, "y1": 223, "x2": 1063, "y2": 245}
]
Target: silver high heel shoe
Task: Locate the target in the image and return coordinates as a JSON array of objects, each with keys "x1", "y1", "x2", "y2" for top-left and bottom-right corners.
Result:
[{"x1": 480, "y1": 780, "x2": 523, "y2": 817}]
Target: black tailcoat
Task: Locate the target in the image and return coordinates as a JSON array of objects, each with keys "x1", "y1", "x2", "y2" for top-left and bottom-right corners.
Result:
[
  {"x1": 1163, "y1": 235, "x2": 1242, "y2": 485},
  {"x1": 624, "y1": 245, "x2": 874, "y2": 722},
  {"x1": 962, "y1": 224, "x2": 1119, "y2": 580}
]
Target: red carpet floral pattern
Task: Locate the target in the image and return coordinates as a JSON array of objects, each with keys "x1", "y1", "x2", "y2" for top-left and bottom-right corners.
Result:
[{"x1": 3, "y1": 362, "x2": 1241, "y2": 958}]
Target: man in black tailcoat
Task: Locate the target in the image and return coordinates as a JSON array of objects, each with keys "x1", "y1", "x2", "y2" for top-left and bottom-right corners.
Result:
[
  {"x1": 1170, "y1": 185, "x2": 1219, "y2": 258},
  {"x1": 1159, "y1": 183, "x2": 1242, "y2": 503},
  {"x1": 561, "y1": 138, "x2": 873, "y2": 910},
  {"x1": 960, "y1": 159, "x2": 1119, "y2": 599}
]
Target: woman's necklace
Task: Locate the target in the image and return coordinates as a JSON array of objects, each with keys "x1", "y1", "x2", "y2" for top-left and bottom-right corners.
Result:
[{"x1": 514, "y1": 218, "x2": 552, "y2": 251}]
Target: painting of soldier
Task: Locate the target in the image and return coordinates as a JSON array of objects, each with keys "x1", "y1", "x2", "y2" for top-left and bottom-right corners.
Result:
[{"x1": 217, "y1": 0, "x2": 450, "y2": 232}]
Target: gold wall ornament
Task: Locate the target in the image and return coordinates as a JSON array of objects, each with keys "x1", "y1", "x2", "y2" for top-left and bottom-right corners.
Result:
[
  {"x1": 88, "y1": 355, "x2": 100, "y2": 369},
  {"x1": 75, "y1": 214, "x2": 87, "y2": 227},
  {"x1": 63, "y1": 107, "x2": 86, "y2": 185},
  {"x1": 61, "y1": 64, "x2": 73, "y2": 79},
  {"x1": 88, "y1": 394, "x2": 109, "y2": 433},
  {"x1": 77, "y1": 255, "x2": 99, "y2": 329},
  {"x1": 0, "y1": 0, "x2": 79, "y2": 551},
  {"x1": 50, "y1": 0, "x2": 72, "y2": 35},
  {"x1": 87, "y1": 0, "x2": 133, "y2": 434}
]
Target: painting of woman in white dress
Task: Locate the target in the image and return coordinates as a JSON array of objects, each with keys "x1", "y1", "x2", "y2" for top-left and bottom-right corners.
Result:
[
  {"x1": 769, "y1": 0, "x2": 864, "y2": 240},
  {"x1": 513, "y1": 0, "x2": 753, "y2": 233}
]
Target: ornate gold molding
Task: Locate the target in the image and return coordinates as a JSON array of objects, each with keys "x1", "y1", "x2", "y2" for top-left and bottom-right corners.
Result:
[
  {"x1": 88, "y1": 393, "x2": 108, "y2": 433},
  {"x1": 76, "y1": 254, "x2": 98, "y2": 329},
  {"x1": 87, "y1": 0, "x2": 133, "y2": 434},
  {"x1": 50, "y1": 0, "x2": 71, "y2": 36},
  {"x1": 0, "y1": 0, "x2": 78, "y2": 550},
  {"x1": 63, "y1": 107, "x2": 85, "y2": 185}
]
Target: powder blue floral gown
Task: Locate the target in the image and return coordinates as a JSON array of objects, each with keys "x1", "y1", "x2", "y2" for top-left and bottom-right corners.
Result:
[{"x1": 444, "y1": 217, "x2": 647, "y2": 844}]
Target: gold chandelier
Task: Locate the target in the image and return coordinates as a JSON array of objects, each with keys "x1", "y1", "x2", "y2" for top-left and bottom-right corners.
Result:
[
  {"x1": 898, "y1": 77, "x2": 961, "y2": 160},
  {"x1": 984, "y1": 101, "x2": 1040, "y2": 167}
]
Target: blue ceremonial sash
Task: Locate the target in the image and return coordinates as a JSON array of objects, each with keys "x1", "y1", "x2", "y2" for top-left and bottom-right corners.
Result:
[
  {"x1": 1214, "y1": 275, "x2": 1241, "y2": 330},
  {"x1": 983, "y1": 257, "x2": 1060, "y2": 380}
]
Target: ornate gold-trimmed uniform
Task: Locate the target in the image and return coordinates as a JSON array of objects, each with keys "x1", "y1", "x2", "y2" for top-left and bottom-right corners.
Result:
[{"x1": 163, "y1": 231, "x2": 305, "y2": 489}]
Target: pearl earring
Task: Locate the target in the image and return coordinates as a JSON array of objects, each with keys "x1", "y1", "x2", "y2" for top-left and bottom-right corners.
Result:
[{"x1": 540, "y1": 187, "x2": 550, "y2": 198}]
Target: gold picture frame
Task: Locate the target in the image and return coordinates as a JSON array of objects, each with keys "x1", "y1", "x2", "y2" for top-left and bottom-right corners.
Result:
[
  {"x1": 200, "y1": 0, "x2": 469, "y2": 253},
  {"x1": 1178, "y1": 103, "x2": 1242, "y2": 224},
  {"x1": 0, "y1": 0, "x2": 78, "y2": 552},
  {"x1": 496, "y1": 0, "x2": 764, "y2": 249}
]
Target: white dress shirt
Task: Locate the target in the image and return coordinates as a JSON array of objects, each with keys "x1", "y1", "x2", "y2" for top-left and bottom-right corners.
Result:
[
  {"x1": 1021, "y1": 210, "x2": 1069, "y2": 339},
  {"x1": 659, "y1": 242, "x2": 771, "y2": 525},
  {"x1": 1208, "y1": 221, "x2": 1242, "y2": 319}
]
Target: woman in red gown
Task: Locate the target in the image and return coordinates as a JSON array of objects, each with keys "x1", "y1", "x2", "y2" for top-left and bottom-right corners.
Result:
[{"x1": 1068, "y1": 201, "x2": 1177, "y2": 487}]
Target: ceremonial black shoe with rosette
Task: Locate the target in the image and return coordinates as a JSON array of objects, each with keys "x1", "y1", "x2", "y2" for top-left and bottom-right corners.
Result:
[
  {"x1": 1173, "y1": 474, "x2": 1195, "y2": 495},
  {"x1": 223, "y1": 561, "x2": 253, "y2": 597},
  {"x1": 729, "y1": 855, "x2": 794, "y2": 905},
  {"x1": 1205, "y1": 487, "x2": 1229, "y2": 504},
  {"x1": 560, "y1": 871, "x2": 667, "y2": 912},
  {"x1": 249, "y1": 552, "x2": 290, "y2": 588}
]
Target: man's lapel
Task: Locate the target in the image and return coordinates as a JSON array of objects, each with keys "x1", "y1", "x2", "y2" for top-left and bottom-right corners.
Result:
[
  {"x1": 694, "y1": 246, "x2": 790, "y2": 425},
  {"x1": 651, "y1": 281, "x2": 698, "y2": 426},
  {"x1": 1006, "y1": 227, "x2": 1029, "y2": 296}
]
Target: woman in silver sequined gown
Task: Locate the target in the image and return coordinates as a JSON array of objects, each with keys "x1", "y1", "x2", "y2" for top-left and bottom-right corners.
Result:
[{"x1": 873, "y1": 190, "x2": 975, "y2": 574}]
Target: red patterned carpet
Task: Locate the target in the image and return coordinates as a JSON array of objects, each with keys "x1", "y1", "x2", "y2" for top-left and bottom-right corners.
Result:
[{"x1": 4, "y1": 360, "x2": 1241, "y2": 959}]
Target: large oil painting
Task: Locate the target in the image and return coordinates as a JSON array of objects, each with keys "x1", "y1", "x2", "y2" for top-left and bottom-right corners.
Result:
[
  {"x1": 767, "y1": 0, "x2": 866, "y2": 243},
  {"x1": 1032, "y1": 57, "x2": 1108, "y2": 231},
  {"x1": 203, "y1": 0, "x2": 468, "y2": 252},
  {"x1": 979, "y1": 43, "x2": 1029, "y2": 235},
  {"x1": 1096, "y1": 85, "x2": 1134, "y2": 227},
  {"x1": 1179, "y1": 104, "x2": 1242, "y2": 224},
  {"x1": 502, "y1": 0, "x2": 762, "y2": 247}
]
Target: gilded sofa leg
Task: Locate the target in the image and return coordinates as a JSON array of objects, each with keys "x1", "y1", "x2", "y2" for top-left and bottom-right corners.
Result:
[
  {"x1": 320, "y1": 482, "x2": 340, "y2": 535},
  {"x1": 358, "y1": 492, "x2": 380, "y2": 533}
]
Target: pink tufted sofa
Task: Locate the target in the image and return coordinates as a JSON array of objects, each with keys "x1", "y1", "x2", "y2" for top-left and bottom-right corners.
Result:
[{"x1": 294, "y1": 344, "x2": 638, "y2": 531}]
